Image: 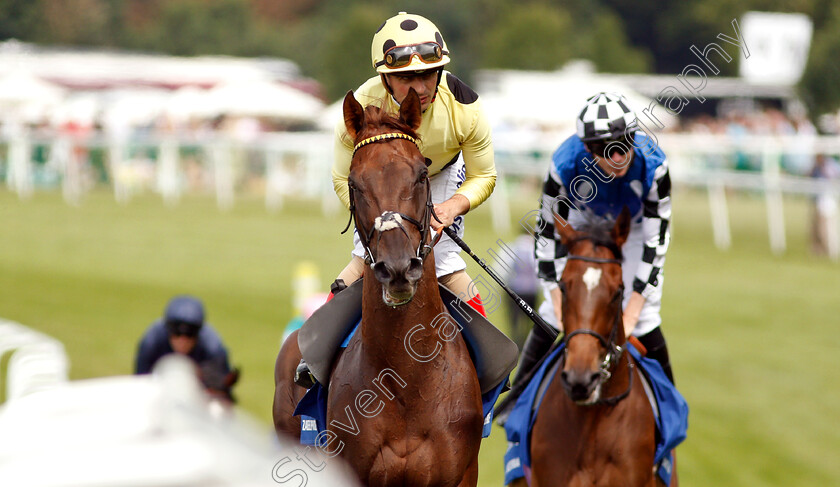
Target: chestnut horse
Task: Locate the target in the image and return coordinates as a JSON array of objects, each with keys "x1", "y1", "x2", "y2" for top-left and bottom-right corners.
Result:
[
  {"x1": 273, "y1": 328, "x2": 307, "y2": 440},
  {"x1": 514, "y1": 210, "x2": 676, "y2": 487},
  {"x1": 274, "y1": 89, "x2": 483, "y2": 487}
]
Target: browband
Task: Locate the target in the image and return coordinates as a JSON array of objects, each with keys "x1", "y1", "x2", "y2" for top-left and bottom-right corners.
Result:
[{"x1": 353, "y1": 133, "x2": 419, "y2": 156}]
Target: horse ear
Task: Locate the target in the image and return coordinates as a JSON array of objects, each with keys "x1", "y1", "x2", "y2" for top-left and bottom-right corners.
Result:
[
  {"x1": 224, "y1": 368, "x2": 240, "y2": 388},
  {"x1": 553, "y1": 214, "x2": 579, "y2": 246},
  {"x1": 343, "y1": 90, "x2": 365, "y2": 140},
  {"x1": 399, "y1": 88, "x2": 422, "y2": 131},
  {"x1": 611, "y1": 207, "x2": 632, "y2": 248}
]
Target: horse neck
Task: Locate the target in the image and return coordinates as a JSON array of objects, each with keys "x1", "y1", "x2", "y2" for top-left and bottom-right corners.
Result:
[{"x1": 360, "y1": 257, "x2": 444, "y2": 354}]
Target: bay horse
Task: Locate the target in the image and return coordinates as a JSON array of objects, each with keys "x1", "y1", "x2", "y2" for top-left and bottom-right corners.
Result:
[
  {"x1": 515, "y1": 210, "x2": 676, "y2": 487},
  {"x1": 274, "y1": 89, "x2": 484, "y2": 487}
]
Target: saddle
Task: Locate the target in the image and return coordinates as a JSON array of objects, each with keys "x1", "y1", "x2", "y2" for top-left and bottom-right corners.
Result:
[{"x1": 297, "y1": 279, "x2": 519, "y2": 394}]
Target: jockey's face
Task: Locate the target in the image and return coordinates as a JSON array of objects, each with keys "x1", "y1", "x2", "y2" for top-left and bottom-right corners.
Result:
[
  {"x1": 385, "y1": 70, "x2": 438, "y2": 112},
  {"x1": 591, "y1": 147, "x2": 634, "y2": 178},
  {"x1": 169, "y1": 333, "x2": 198, "y2": 354}
]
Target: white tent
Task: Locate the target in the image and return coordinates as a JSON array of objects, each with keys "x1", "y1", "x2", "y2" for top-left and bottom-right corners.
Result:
[
  {"x1": 477, "y1": 65, "x2": 679, "y2": 152},
  {"x1": 165, "y1": 86, "x2": 217, "y2": 122},
  {"x1": 50, "y1": 93, "x2": 101, "y2": 126},
  {"x1": 205, "y1": 80, "x2": 325, "y2": 123},
  {"x1": 99, "y1": 88, "x2": 171, "y2": 128},
  {"x1": 316, "y1": 98, "x2": 343, "y2": 132},
  {"x1": 0, "y1": 70, "x2": 65, "y2": 106},
  {"x1": 0, "y1": 70, "x2": 65, "y2": 122}
]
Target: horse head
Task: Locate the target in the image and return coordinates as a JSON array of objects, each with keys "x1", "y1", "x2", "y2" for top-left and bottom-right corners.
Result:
[
  {"x1": 198, "y1": 359, "x2": 239, "y2": 404},
  {"x1": 554, "y1": 208, "x2": 630, "y2": 404},
  {"x1": 343, "y1": 88, "x2": 432, "y2": 306}
]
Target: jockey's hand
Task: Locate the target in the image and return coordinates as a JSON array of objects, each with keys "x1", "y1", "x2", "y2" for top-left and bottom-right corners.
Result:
[{"x1": 431, "y1": 194, "x2": 470, "y2": 231}]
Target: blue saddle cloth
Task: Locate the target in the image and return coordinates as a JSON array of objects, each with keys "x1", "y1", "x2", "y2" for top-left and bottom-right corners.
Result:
[
  {"x1": 294, "y1": 320, "x2": 508, "y2": 446},
  {"x1": 503, "y1": 343, "x2": 688, "y2": 486}
]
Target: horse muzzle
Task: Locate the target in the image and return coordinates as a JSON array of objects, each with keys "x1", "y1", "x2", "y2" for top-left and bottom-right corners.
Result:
[
  {"x1": 372, "y1": 257, "x2": 424, "y2": 307},
  {"x1": 560, "y1": 367, "x2": 603, "y2": 405}
]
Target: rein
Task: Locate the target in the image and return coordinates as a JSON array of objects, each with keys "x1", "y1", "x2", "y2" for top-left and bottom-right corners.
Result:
[
  {"x1": 561, "y1": 251, "x2": 633, "y2": 406},
  {"x1": 341, "y1": 132, "x2": 434, "y2": 264}
]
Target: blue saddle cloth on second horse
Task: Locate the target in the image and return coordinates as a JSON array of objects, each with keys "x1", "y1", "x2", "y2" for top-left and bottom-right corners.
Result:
[
  {"x1": 294, "y1": 280, "x2": 519, "y2": 445},
  {"x1": 503, "y1": 343, "x2": 689, "y2": 486}
]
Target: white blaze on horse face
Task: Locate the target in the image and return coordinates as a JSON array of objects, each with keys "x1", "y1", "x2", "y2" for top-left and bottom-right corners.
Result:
[
  {"x1": 374, "y1": 212, "x2": 403, "y2": 232},
  {"x1": 582, "y1": 267, "x2": 602, "y2": 293}
]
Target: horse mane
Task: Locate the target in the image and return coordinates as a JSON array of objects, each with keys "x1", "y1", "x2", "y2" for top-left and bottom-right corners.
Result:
[
  {"x1": 566, "y1": 220, "x2": 623, "y2": 260},
  {"x1": 358, "y1": 104, "x2": 420, "y2": 142}
]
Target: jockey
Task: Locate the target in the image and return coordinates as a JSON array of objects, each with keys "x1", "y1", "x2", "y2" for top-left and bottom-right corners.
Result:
[
  {"x1": 499, "y1": 92, "x2": 675, "y2": 417},
  {"x1": 295, "y1": 12, "x2": 497, "y2": 388},
  {"x1": 135, "y1": 295, "x2": 232, "y2": 376}
]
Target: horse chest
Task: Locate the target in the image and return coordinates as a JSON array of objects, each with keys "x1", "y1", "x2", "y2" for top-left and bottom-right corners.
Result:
[
  {"x1": 531, "y1": 383, "x2": 656, "y2": 487},
  {"x1": 327, "y1": 336, "x2": 483, "y2": 486}
]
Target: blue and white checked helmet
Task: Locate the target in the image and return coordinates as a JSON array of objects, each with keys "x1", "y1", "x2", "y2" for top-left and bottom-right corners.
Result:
[{"x1": 576, "y1": 92, "x2": 638, "y2": 142}]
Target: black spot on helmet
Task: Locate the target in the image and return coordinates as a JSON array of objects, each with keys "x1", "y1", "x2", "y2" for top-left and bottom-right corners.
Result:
[
  {"x1": 382, "y1": 39, "x2": 396, "y2": 54},
  {"x1": 371, "y1": 12, "x2": 450, "y2": 74},
  {"x1": 400, "y1": 19, "x2": 418, "y2": 31}
]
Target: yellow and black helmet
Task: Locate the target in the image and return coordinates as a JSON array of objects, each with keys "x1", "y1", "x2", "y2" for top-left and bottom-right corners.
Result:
[{"x1": 371, "y1": 12, "x2": 450, "y2": 74}]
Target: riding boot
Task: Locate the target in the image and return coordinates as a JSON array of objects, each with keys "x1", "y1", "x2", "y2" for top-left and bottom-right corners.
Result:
[
  {"x1": 293, "y1": 279, "x2": 348, "y2": 389},
  {"x1": 636, "y1": 327, "x2": 675, "y2": 385},
  {"x1": 494, "y1": 324, "x2": 556, "y2": 424}
]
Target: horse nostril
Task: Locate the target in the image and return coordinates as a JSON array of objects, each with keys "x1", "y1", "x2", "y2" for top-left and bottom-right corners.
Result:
[
  {"x1": 372, "y1": 261, "x2": 393, "y2": 284},
  {"x1": 561, "y1": 370, "x2": 570, "y2": 385},
  {"x1": 405, "y1": 257, "x2": 423, "y2": 282},
  {"x1": 587, "y1": 372, "x2": 601, "y2": 388}
]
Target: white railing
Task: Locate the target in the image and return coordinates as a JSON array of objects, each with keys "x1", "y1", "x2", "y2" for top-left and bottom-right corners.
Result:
[
  {"x1": 494, "y1": 133, "x2": 840, "y2": 258},
  {"x1": 2, "y1": 131, "x2": 839, "y2": 257}
]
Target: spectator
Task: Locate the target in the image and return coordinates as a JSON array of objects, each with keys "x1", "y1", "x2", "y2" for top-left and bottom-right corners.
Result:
[{"x1": 809, "y1": 154, "x2": 840, "y2": 257}]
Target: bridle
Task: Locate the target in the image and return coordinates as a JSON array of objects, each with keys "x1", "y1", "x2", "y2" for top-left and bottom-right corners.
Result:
[
  {"x1": 560, "y1": 250, "x2": 634, "y2": 406},
  {"x1": 341, "y1": 132, "x2": 436, "y2": 265}
]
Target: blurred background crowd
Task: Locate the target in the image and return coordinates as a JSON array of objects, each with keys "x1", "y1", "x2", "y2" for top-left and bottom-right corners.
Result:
[
  {"x1": 1, "y1": 1, "x2": 838, "y2": 199},
  {"x1": 2, "y1": 1, "x2": 837, "y2": 258}
]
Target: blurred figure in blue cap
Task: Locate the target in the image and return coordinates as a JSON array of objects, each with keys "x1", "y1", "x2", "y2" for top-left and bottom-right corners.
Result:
[{"x1": 135, "y1": 295, "x2": 232, "y2": 377}]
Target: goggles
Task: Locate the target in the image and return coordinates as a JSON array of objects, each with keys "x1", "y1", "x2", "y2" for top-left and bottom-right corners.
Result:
[
  {"x1": 585, "y1": 134, "x2": 634, "y2": 159},
  {"x1": 167, "y1": 320, "x2": 200, "y2": 338},
  {"x1": 377, "y1": 42, "x2": 447, "y2": 69}
]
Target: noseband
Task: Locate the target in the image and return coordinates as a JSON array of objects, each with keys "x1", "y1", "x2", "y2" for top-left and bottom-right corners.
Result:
[
  {"x1": 341, "y1": 132, "x2": 435, "y2": 264},
  {"x1": 561, "y1": 252, "x2": 634, "y2": 406}
]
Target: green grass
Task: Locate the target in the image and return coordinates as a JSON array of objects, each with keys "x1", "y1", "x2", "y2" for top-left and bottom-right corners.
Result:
[{"x1": 1, "y1": 186, "x2": 838, "y2": 486}]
